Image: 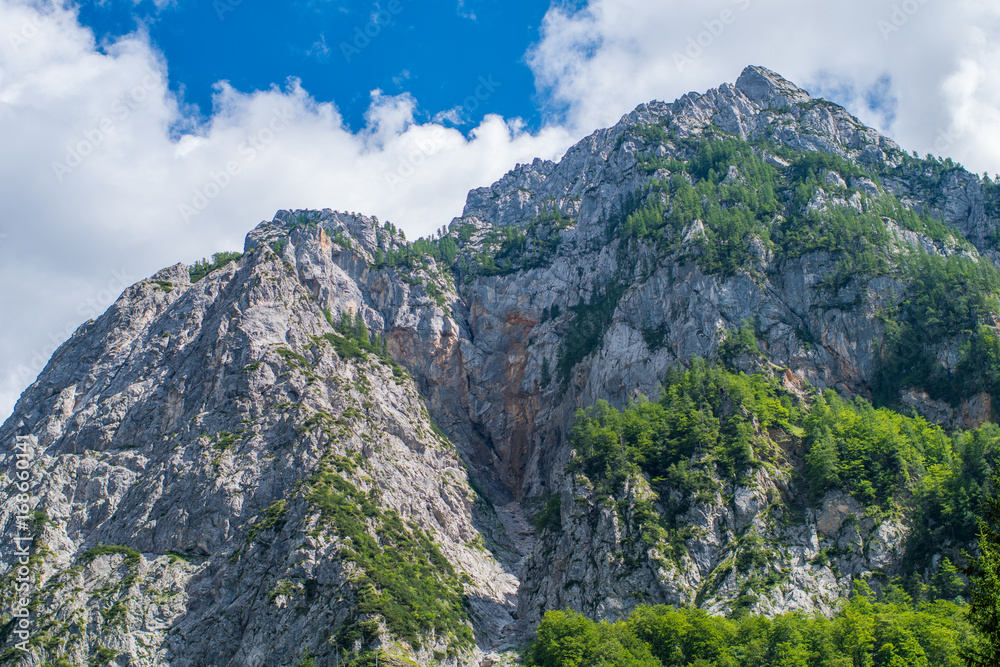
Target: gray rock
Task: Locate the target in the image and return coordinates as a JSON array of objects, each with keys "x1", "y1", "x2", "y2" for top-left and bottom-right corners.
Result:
[{"x1": 2, "y1": 64, "x2": 996, "y2": 663}]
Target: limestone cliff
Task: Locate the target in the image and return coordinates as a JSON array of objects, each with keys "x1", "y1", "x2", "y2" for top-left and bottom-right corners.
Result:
[{"x1": 2, "y1": 66, "x2": 999, "y2": 665}]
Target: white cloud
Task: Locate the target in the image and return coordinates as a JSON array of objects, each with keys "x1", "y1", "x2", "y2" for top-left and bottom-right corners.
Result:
[
  {"x1": 456, "y1": 0, "x2": 477, "y2": 21},
  {"x1": 307, "y1": 34, "x2": 331, "y2": 63},
  {"x1": 0, "y1": 0, "x2": 573, "y2": 421},
  {"x1": 4, "y1": 0, "x2": 1000, "y2": 422},
  {"x1": 528, "y1": 0, "x2": 1000, "y2": 176}
]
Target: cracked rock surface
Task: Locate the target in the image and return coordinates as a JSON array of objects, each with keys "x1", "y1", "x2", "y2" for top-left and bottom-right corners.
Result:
[{"x1": 3, "y1": 66, "x2": 1000, "y2": 665}]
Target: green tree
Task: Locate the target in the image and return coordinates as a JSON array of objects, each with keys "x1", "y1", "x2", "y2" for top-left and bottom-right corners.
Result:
[
  {"x1": 718, "y1": 320, "x2": 760, "y2": 367},
  {"x1": 189, "y1": 251, "x2": 243, "y2": 283},
  {"x1": 524, "y1": 610, "x2": 662, "y2": 667},
  {"x1": 965, "y1": 475, "x2": 1000, "y2": 666},
  {"x1": 933, "y1": 558, "x2": 966, "y2": 601},
  {"x1": 806, "y1": 425, "x2": 841, "y2": 495}
]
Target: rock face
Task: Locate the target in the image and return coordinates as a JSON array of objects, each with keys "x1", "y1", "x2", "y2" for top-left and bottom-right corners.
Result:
[
  {"x1": 0, "y1": 229, "x2": 520, "y2": 666},
  {"x1": 2, "y1": 66, "x2": 999, "y2": 665}
]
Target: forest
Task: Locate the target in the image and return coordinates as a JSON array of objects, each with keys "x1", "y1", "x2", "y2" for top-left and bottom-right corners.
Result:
[
  {"x1": 523, "y1": 588, "x2": 970, "y2": 667},
  {"x1": 526, "y1": 358, "x2": 1000, "y2": 665}
]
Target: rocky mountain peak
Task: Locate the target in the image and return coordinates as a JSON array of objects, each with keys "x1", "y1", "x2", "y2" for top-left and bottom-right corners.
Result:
[
  {"x1": 4, "y1": 67, "x2": 1000, "y2": 666},
  {"x1": 246, "y1": 208, "x2": 388, "y2": 259},
  {"x1": 734, "y1": 64, "x2": 813, "y2": 109}
]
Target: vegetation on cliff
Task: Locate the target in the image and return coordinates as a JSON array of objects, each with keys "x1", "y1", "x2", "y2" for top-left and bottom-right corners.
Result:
[{"x1": 524, "y1": 587, "x2": 971, "y2": 667}]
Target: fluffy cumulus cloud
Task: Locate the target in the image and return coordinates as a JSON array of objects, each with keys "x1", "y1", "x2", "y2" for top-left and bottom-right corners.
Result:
[
  {"x1": 0, "y1": 1, "x2": 573, "y2": 419},
  {"x1": 529, "y1": 0, "x2": 1000, "y2": 175},
  {"x1": 3, "y1": 0, "x2": 1000, "y2": 420}
]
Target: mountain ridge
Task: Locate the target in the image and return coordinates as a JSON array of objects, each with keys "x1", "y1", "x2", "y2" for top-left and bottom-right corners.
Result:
[{"x1": 2, "y1": 65, "x2": 1000, "y2": 665}]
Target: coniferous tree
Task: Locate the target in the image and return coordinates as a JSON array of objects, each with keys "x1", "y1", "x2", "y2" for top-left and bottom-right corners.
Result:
[
  {"x1": 933, "y1": 557, "x2": 966, "y2": 601},
  {"x1": 964, "y1": 475, "x2": 1000, "y2": 666},
  {"x1": 806, "y1": 425, "x2": 841, "y2": 496}
]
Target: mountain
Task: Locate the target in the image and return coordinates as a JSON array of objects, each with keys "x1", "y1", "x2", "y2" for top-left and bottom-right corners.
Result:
[{"x1": 3, "y1": 66, "x2": 1000, "y2": 666}]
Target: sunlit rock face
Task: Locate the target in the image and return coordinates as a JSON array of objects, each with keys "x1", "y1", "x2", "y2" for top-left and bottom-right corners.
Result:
[{"x1": 4, "y1": 66, "x2": 999, "y2": 665}]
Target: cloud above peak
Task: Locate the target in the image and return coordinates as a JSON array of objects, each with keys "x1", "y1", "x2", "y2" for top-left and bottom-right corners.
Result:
[
  {"x1": 3, "y1": 0, "x2": 1000, "y2": 422},
  {"x1": 528, "y1": 0, "x2": 1000, "y2": 177},
  {"x1": 0, "y1": 0, "x2": 574, "y2": 419}
]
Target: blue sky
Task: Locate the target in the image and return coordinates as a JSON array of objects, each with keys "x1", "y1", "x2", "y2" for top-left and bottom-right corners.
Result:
[
  {"x1": 78, "y1": 0, "x2": 553, "y2": 133},
  {"x1": 2, "y1": 0, "x2": 1000, "y2": 420}
]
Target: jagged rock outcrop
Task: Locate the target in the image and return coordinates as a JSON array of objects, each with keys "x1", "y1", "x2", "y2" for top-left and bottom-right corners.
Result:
[
  {"x1": 3, "y1": 66, "x2": 1000, "y2": 665},
  {"x1": 0, "y1": 223, "x2": 519, "y2": 665}
]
